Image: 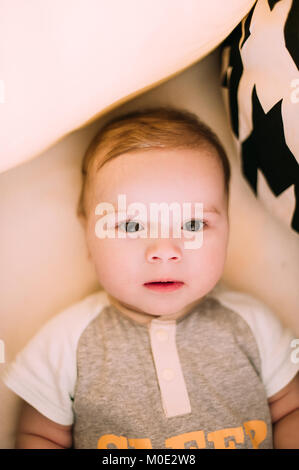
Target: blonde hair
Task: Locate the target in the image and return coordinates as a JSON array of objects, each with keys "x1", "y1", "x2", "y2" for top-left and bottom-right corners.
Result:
[{"x1": 77, "y1": 106, "x2": 231, "y2": 219}]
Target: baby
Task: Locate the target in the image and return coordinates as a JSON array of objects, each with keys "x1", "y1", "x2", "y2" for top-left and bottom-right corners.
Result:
[{"x1": 3, "y1": 107, "x2": 299, "y2": 449}]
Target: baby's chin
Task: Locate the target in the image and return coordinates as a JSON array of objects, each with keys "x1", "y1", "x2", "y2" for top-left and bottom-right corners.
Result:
[{"x1": 108, "y1": 284, "x2": 205, "y2": 316}]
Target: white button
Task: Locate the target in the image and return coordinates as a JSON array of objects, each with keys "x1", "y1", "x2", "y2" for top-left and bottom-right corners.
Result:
[
  {"x1": 156, "y1": 329, "x2": 168, "y2": 342},
  {"x1": 162, "y1": 368, "x2": 174, "y2": 381}
]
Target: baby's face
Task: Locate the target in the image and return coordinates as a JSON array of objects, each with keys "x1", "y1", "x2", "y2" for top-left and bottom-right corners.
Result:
[{"x1": 84, "y1": 147, "x2": 229, "y2": 316}]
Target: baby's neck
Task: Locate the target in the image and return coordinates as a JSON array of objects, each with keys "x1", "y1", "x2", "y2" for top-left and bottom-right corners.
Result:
[{"x1": 107, "y1": 294, "x2": 206, "y2": 325}]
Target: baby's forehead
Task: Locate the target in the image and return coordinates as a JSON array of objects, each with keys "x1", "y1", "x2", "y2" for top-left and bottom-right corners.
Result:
[
  {"x1": 88, "y1": 147, "x2": 226, "y2": 211},
  {"x1": 94, "y1": 146, "x2": 223, "y2": 181}
]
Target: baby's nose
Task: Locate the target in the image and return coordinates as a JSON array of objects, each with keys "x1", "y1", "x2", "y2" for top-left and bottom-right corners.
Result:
[{"x1": 146, "y1": 240, "x2": 182, "y2": 263}]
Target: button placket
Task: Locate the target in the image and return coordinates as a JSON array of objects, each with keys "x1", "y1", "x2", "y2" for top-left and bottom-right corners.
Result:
[{"x1": 148, "y1": 319, "x2": 191, "y2": 418}]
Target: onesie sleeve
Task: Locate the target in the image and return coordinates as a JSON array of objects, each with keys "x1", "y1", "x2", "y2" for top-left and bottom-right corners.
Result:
[
  {"x1": 212, "y1": 286, "x2": 299, "y2": 399},
  {"x1": 2, "y1": 290, "x2": 108, "y2": 426},
  {"x1": 253, "y1": 309, "x2": 299, "y2": 399}
]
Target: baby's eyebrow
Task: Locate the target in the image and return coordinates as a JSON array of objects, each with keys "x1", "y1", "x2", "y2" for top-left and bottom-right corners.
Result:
[
  {"x1": 202, "y1": 206, "x2": 221, "y2": 216},
  {"x1": 96, "y1": 202, "x2": 221, "y2": 217}
]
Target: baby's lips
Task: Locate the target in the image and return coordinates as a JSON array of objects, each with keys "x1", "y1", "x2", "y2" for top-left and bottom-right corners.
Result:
[
  {"x1": 144, "y1": 279, "x2": 184, "y2": 285},
  {"x1": 143, "y1": 280, "x2": 185, "y2": 292}
]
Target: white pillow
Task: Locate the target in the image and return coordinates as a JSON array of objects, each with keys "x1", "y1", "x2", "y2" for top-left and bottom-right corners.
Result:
[{"x1": 0, "y1": 0, "x2": 255, "y2": 173}]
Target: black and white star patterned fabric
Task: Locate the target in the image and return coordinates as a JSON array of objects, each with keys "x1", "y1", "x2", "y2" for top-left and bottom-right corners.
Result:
[{"x1": 221, "y1": 0, "x2": 299, "y2": 234}]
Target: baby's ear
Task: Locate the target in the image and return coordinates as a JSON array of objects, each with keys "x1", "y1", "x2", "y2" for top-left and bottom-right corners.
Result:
[
  {"x1": 77, "y1": 213, "x2": 87, "y2": 230},
  {"x1": 77, "y1": 215, "x2": 93, "y2": 262}
]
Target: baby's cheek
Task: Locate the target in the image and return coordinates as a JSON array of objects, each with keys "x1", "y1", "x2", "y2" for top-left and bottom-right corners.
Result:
[
  {"x1": 91, "y1": 240, "x2": 134, "y2": 287},
  {"x1": 194, "y1": 233, "x2": 227, "y2": 277},
  {"x1": 89, "y1": 240, "x2": 115, "y2": 278}
]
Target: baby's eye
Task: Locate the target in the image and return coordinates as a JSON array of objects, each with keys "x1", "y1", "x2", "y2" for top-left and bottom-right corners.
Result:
[
  {"x1": 182, "y1": 219, "x2": 205, "y2": 232},
  {"x1": 117, "y1": 220, "x2": 144, "y2": 233}
]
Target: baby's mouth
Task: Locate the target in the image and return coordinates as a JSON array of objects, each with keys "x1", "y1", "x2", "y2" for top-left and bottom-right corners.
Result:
[{"x1": 143, "y1": 280, "x2": 185, "y2": 292}]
